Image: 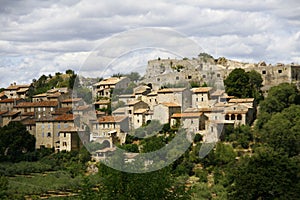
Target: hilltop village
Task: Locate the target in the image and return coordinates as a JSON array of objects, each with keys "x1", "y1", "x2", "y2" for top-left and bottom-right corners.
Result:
[{"x1": 0, "y1": 54, "x2": 300, "y2": 159}]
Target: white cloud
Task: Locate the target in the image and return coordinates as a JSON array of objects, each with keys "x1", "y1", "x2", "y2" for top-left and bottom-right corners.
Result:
[{"x1": 0, "y1": 0, "x2": 299, "y2": 87}]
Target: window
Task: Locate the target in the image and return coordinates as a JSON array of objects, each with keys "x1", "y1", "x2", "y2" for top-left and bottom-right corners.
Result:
[
  {"x1": 188, "y1": 75, "x2": 192, "y2": 79},
  {"x1": 129, "y1": 110, "x2": 132, "y2": 114},
  {"x1": 231, "y1": 115, "x2": 235, "y2": 120},
  {"x1": 50, "y1": 107, "x2": 54, "y2": 111},
  {"x1": 196, "y1": 98, "x2": 198, "y2": 102},
  {"x1": 237, "y1": 114, "x2": 242, "y2": 120},
  {"x1": 64, "y1": 133, "x2": 66, "y2": 137},
  {"x1": 42, "y1": 123, "x2": 44, "y2": 129},
  {"x1": 201, "y1": 97, "x2": 204, "y2": 102},
  {"x1": 63, "y1": 142, "x2": 67, "y2": 146},
  {"x1": 38, "y1": 107, "x2": 41, "y2": 111},
  {"x1": 150, "y1": 99, "x2": 152, "y2": 102},
  {"x1": 57, "y1": 124, "x2": 61, "y2": 129},
  {"x1": 262, "y1": 70, "x2": 266, "y2": 74},
  {"x1": 278, "y1": 69, "x2": 282, "y2": 73},
  {"x1": 176, "y1": 76, "x2": 179, "y2": 80},
  {"x1": 137, "y1": 119, "x2": 140, "y2": 123},
  {"x1": 225, "y1": 114, "x2": 229, "y2": 120},
  {"x1": 42, "y1": 132, "x2": 44, "y2": 137},
  {"x1": 47, "y1": 132, "x2": 51, "y2": 137},
  {"x1": 157, "y1": 78, "x2": 160, "y2": 81},
  {"x1": 191, "y1": 120, "x2": 193, "y2": 124},
  {"x1": 95, "y1": 124, "x2": 98, "y2": 130},
  {"x1": 202, "y1": 75, "x2": 206, "y2": 78},
  {"x1": 217, "y1": 74, "x2": 220, "y2": 77},
  {"x1": 43, "y1": 107, "x2": 46, "y2": 111},
  {"x1": 57, "y1": 132, "x2": 60, "y2": 137},
  {"x1": 48, "y1": 124, "x2": 50, "y2": 129}
]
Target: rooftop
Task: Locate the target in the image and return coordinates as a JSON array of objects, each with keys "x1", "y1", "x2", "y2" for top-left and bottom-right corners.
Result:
[
  {"x1": 97, "y1": 115, "x2": 127, "y2": 123},
  {"x1": 161, "y1": 102, "x2": 181, "y2": 107},
  {"x1": 158, "y1": 88, "x2": 187, "y2": 93},
  {"x1": 61, "y1": 98, "x2": 82, "y2": 103},
  {"x1": 171, "y1": 112, "x2": 203, "y2": 118},
  {"x1": 95, "y1": 77, "x2": 127, "y2": 86},
  {"x1": 0, "y1": 98, "x2": 22, "y2": 103},
  {"x1": 191, "y1": 87, "x2": 213, "y2": 93}
]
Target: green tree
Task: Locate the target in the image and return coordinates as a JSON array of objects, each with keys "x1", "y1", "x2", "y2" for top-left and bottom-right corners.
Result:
[
  {"x1": 228, "y1": 147, "x2": 300, "y2": 200},
  {"x1": 259, "y1": 83, "x2": 300, "y2": 114},
  {"x1": 0, "y1": 122, "x2": 36, "y2": 162},
  {"x1": 259, "y1": 105, "x2": 300, "y2": 157},
  {"x1": 224, "y1": 68, "x2": 263, "y2": 100}
]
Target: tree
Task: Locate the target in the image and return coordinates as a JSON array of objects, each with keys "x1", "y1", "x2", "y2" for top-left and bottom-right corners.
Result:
[
  {"x1": 224, "y1": 68, "x2": 251, "y2": 98},
  {"x1": 259, "y1": 83, "x2": 300, "y2": 114},
  {"x1": 0, "y1": 122, "x2": 36, "y2": 162},
  {"x1": 259, "y1": 105, "x2": 300, "y2": 157},
  {"x1": 224, "y1": 68, "x2": 263, "y2": 100},
  {"x1": 228, "y1": 147, "x2": 300, "y2": 200},
  {"x1": 66, "y1": 69, "x2": 75, "y2": 75}
]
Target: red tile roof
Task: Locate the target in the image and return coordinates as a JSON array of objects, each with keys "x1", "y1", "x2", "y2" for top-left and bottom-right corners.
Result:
[
  {"x1": 0, "y1": 98, "x2": 22, "y2": 103},
  {"x1": 54, "y1": 114, "x2": 77, "y2": 121},
  {"x1": 96, "y1": 115, "x2": 127, "y2": 123},
  {"x1": 171, "y1": 112, "x2": 203, "y2": 118},
  {"x1": 161, "y1": 102, "x2": 180, "y2": 107}
]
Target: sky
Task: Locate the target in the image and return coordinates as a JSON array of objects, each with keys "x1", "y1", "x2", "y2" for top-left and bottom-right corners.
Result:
[{"x1": 1, "y1": 0, "x2": 300, "y2": 88}]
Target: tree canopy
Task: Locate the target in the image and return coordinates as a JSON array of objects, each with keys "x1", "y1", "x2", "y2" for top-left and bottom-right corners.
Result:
[{"x1": 224, "y1": 68, "x2": 263, "y2": 100}]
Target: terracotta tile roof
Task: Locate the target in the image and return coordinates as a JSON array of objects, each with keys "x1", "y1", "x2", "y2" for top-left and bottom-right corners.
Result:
[
  {"x1": 61, "y1": 98, "x2": 82, "y2": 103},
  {"x1": 134, "y1": 85, "x2": 150, "y2": 94},
  {"x1": 52, "y1": 107, "x2": 72, "y2": 115},
  {"x1": 3, "y1": 111, "x2": 21, "y2": 117},
  {"x1": 171, "y1": 112, "x2": 203, "y2": 118},
  {"x1": 127, "y1": 100, "x2": 142, "y2": 106},
  {"x1": 54, "y1": 114, "x2": 77, "y2": 121},
  {"x1": 191, "y1": 87, "x2": 213, "y2": 93},
  {"x1": 0, "y1": 110, "x2": 8, "y2": 115},
  {"x1": 22, "y1": 112, "x2": 35, "y2": 116},
  {"x1": 158, "y1": 88, "x2": 186, "y2": 93},
  {"x1": 147, "y1": 91, "x2": 157, "y2": 96},
  {"x1": 35, "y1": 101, "x2": 59, "y2": 107},
  {"x1": 16, "y1": 88, "x2": 29, "y2": 93},
  {"x1": 161, "y1": 102, "x2": 181, "y2": 107},
  {"x1": 224, "y1": 110, "x2": 248, "y2": 114},
  {"x1": 96, "y1": 115, "x2": 127, "y2": 123},
  {"x1": 0, "y1": 98, "x2": 22, "y2": 103},
  {"x1": 0, "y1": 91, "x2": 6, "y2": 98},
  {"x1": 134, "y1": 108, "x2": 148, "y2": 114},
  {"x1": 119, "y1": 94, "x2": 135, "y2": 98},
  {"x1": 14, "y1": 102, "x2": 34, "y2": 107},
  {"x1": 33, "y1": 93, "x2": 47, "y2": 97},
  {"x1": 6, "y1": 84, "x2": 30, "y2": 90},
  {"x1": 96, "y1": 77, "x2": 127, "y2": 86},
  {"x1": 47, "y1": 92, "x2": 61, "y2": 98},
  {"x1": 22, "y1": 119, "x2": 36, "y2": 125},
  {"x1": 94, "y1": 100, "x2": 110, "y2": 105},
  {"x1": 228, "y1": 98, "x2": 255, "y2": 103}
]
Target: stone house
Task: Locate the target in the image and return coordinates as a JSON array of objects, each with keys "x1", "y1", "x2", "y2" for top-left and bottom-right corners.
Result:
[
  {"x1": 170, "y1": 112, "x2": 207, "y2": 133},
  {"x1": 0, "y1": 98, "x2": 24, "y2": 111},
  {"x1": 153, "y1": 102, "x2": 181, "y2": 124},
  {"x1": 191, "y1": 87, "x2": 213, "y2": 108},
  {"x1": 92, "y1": 77, "x2": 130, "y2": 99},
  {"x1": 61, "y1": 98, "x2": 84, "y2": 108},
  {"x1": 91, "y1": 115, "x2": 129, "y2": 147},
  {"x1": 144, "y1": 91, "x2": 158, "y2": 110},
  {"x1": 94, "y1": 99, "x2": 110, "y2": 110},
  {"x1": 157, "y1": 88, "x2": 192, "y2": 111},
  {"x1": 0, "y1": 92, "x2": 7, "y2": 100},
  {"x1": 125, "y1": 100, "x2": 149, "y2": 129},
  {"x1": 118, "y1": 94, "x2": 135, "y2": 104},
  {"x1": 2, "y1": 111, "x2": 21, "y2": 126},
  {"x1": 4, "y1": 83, "x2": 31, "y2": 99},
  {"x1": 58, "y1": 127, "x2": 89, "y2": 152},
  {"x1": 35, "y1": 114, "x2": 79, "y2": 149}
]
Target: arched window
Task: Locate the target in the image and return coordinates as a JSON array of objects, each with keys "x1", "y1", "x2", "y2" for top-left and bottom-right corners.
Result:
[
  {"x1": 231, "y1": 114, "x2": 235, "y2": 120},
  {"x1": 237, "y1": 114, "x2": 242, "y2": 120},
  {"x1": 225, "y1": 114, "x2": 229, "y2": 120}
]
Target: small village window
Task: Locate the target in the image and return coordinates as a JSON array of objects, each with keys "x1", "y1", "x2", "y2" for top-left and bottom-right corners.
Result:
[
  {"x1": 196, "y1": 98, "x2": 198, "y2": 102},
  {"x1": 231, "y1": 115, "x2": 235, "y2": 120},
  {"x1": 50, "y1": 107, "x2": 54, "y2": 111},
  {"x1": 150, "y1": 99, "x2": 152, "y2": 102},
  {"x1": 188, "y1": 75, "x2": 192, "y2": 79},
  {"x1": 48, "y1": 124, "x2": 50, "y2": 129},
  {"x1": 137, "y1": 119, "x2": 140, "y2": 123},
  {"x1": 47, "y1": 132, "x2": 51, "y2": 137},
  {"x1": 64, "y1": 133, "x2": 66, "y2": 137},
  {"x1": 129, "y1": 110, "x2": 132, "y2": 114},
  {"x1": 58, "y1": 124, "x2": 60, "y2": 129},
  {"x1": 262, "y1": 70, "x2": 266, "y2": 74},
  {"x1": 202, "y1": 75, "x2": 206, "y2": 78},
  {"x1": 57, "y1": 132, "x2": 60, "y2": 137},
  {"x1": 157, "y1": 78, "x2": 160, "y2": 81},
  {"x1": 43, "y1": 107, "x2": 46, "y2": 111},
  {"x1": 211, "y1": 127, "x2": 213, "y2": 132},
  {"x1": 278, "y1": 69, "x2": 282, "y2": 73},
  {"x1": 217, "y1": 74, "x2": 220, "y2": 77},
  {"x1": 191, "y1": 120, "x2": 193, "y2": 124},
  {"x1": 237, "y1": 114, "x2": 242, "y2": 120},
  {"x1": 201, "y1": 97, "x2": 204, "y2": 102},
  {"x1": 176, "y1": 76, "x2": 179, "y2": 80},
  {"x1": 63, "y1": 142, "x2": 67, "y2": 146},
  {"x1": 225, "y1": 114, "x2": 229, "y2": 120}
]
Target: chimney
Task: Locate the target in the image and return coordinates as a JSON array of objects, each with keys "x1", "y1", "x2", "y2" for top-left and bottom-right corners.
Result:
[{"x1": 14, "y1": 82, "x2": 16, "y2": 86}]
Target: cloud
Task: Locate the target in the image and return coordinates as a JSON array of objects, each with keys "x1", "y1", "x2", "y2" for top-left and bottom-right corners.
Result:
[{"x1": 0, "y1": 0, "x2": 299, "y2": 87}]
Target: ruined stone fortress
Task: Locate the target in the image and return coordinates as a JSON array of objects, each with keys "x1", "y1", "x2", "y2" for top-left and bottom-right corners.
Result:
[{"x1": 142, "y1": 54, "x2": 300, "y2": 93}]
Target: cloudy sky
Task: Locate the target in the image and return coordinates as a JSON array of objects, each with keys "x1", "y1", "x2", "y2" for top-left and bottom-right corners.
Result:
[{"x1": 1, "y1": 0, "x2": 300, "y2": 88}]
